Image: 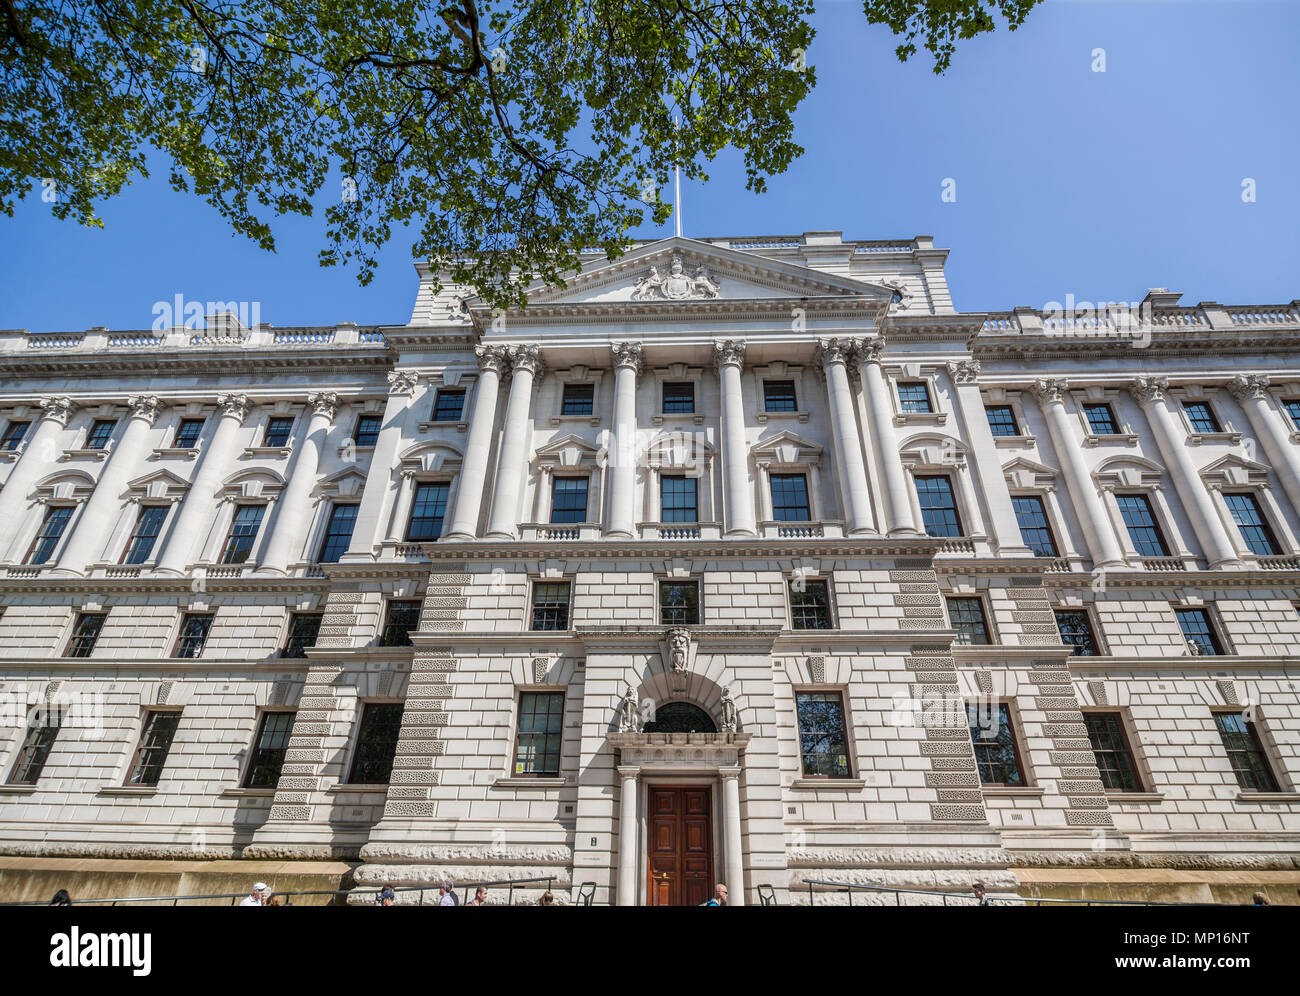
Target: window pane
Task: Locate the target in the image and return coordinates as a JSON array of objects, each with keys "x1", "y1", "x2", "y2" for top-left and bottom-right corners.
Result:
[
  {"x1": 28, "y1": 506, "x2": 73, "y2": 565},
  {"x1": 1183, "y1": 402, "x2": 1221, "y2": 434},
  {"x1": 174, "y1": 419, "x2": 205, "y2": 448},
  {"x1": 985, "y1": 405, "x2": 1019, "y2": 437},
  {"x1": 915, "y1": 476, "x2": 962, "y2": 537},
  {"x1": 123, "y1": 506, "x2": 168, "y2": 565},
  {"x1": 1213, "y1": 712, "x2": 1279, "y2": 792},
  {"x1": 127, "y1": 711, "x2": 181, "y2": 786},
  {"x1": 1085, "y1": 713, "x2": 1142, "y2": 791},
  {"x1": 7, "y1": 723, "x2": 59, "y2": 784},
  {"x1": 790, "y1": 579, "x2": 832, "y2": 629},
  {"x1": 1, "y1": 421, "x2": 30, "y2": 451},
  {"x1": 1012, "y1": 495, "x2": 1058, "y2": 557},
  {"x1": 946, "y1": 597, "x2": 990, "y2": 645},
  {"x1": 263, "y1": 417, "x2": 294, "y2": 447},
  {"x1": 221, "y1": 505, "x2": 265, "y2": 564},
  {"x1": 513, "y1": 693, "x2": 564, "y2": 776},
  {"x1": 763, "y1": 380, "x2": 797, "y2": 413},
  {"x1": 1223, "y1": 493, "x2": 1280, "y2": 556},
  {"x1": 561, "y1": 383, "x2": 594, "y2": 416},
  {"x1": 85, "y1": 420, "x2": 116, "y2": 448},
  {"x1": 244, "y1": 712, "x2": 296, "y2": 788},
  {"x1": 406, "y1": 483, "x2": 449, "y2": 541},
  {"x1": 65, "y1": 612, "x2": 105, "y2": 658},
  {"x1": 1284, "y1": 399, "x2": 1300, "y2": 431},
  {"x1": 432, "y1": 389, "x2": 466, "y2": 421},
  {"x1": 1055, "y1": 610, "x2": 1099, "y2": 656},
  {"x1": 550, "y1": 478, "x2": 588, "y2": 523},
  {"x1": 663, "y1": 382, "x2": 694, "y2": 414},
  {"x1": 354, "y1": 415, "x2": 382, "y2": 447},
  {"x1": 174, "y1": 614, "x2": 213, "y2": 658},
  {"x1": 283, "y1": 613, "x2": 322, "y2": 657},
  {"x1": 659, "y1": 581, "x2": 699, "y2": 625},
  {"x1": 318, "y1": 504, "x2": 358, "y2": 562},
  {"x1": 770, "y1": 474, "x2": 810, "y2": 522},
  {"x1": 1083, "y1": 404, "x2": 1118, "y2": 434},
  {"x1": 1175, "y1": 608, "x2": 1222, "y2": 656},
  {"x1": 795, "y1": 692, "x2": 851, "y2": 777},
  {"x1": 660, "y1": 475, "x2": 698, "y2": 523},
  {"x1": 967, "y1": 703, "x2": 1024, "y2": 786},
  {"x1": 1116, "y1": 495, "x2": 1169, "y2": 557},
  {"x1": 897, "y1": 382, "x2": 932, "y2": 413},
  {"x1": 531, "y1": 582, "x2": 571, "y2": 631},
  {"x1": 380, "y1": 601, "x2": 421, "y2": 647},
  {"x1": 349, "y1": 703, "x2": 404, "y2": 783}
]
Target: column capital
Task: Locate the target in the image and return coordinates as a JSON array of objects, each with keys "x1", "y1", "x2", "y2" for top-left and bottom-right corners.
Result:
[
  {"x1": 307, "y1": 391, "x2": 340, "y2": 422},
  {"x1": 1227, "y1": 373, "x2": 1270, "y2": 402},
  {"x1": 1129, "y1": 375, "x2": 1170, "y2": 406},
  {"x1": 713, "y1": 338, "x2": 746, "y2": 371},
  {"x1": 474, "y1": 343, "x2": 510, "y2": 374},
  {"x1": 126, "y1": 394, "x2": 166, "y2": 425},
  {"x1": 616, "y1": 765, "x2": 641, "y2": 780},
  {"x1": 216, "y1": 392, "x2": 250, "y2": 421},
  {"x1": 718, "y1": 765, "x2": 741, "y2": 780},
  {"x1": 610, "y1": 340, "x2": 643, "y2": 376},
  {"x1": 38, "y1": 396, "x2": 78, "y2": 426},
  {"x1": 1030, "y1": 378, "x2": 1070, "y2": 405},
  {"x1": 946, "y1": 359, "x2": 981, "y2": 385},
  {"x1": 852, "y1": 336, "x2": 885, "y2": 366},
  {"x1": 815, "y1": 337, "x2": 854, "y2": 368},
  {"x1": 387, "y1": 370, "x2": 420, "y2": 396}
]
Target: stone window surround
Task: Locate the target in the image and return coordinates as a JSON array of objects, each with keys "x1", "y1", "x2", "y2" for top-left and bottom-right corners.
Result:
[
  {"x1": 642, "y1": 433, "x2": 716, "y2": 526},
  {"x1": 105, "y1": 480, "x2": 188, "y2": 569},
  {"x1": 655, "y1": 575, "x2": 702, "y2": 626},
  {"x1": 109, "y1": 706, "x2": 184, "y2": 791},
  {"x1": 1052, "y1": 600, "x2": 1110, "y2": 657},
  {"x1": 1207, "y1": 705, "x2": 1293, "y2": 797},
  {"x1": 67, "y1": 404, "x2": 123, "y2": 458},
  {"x1": 789, "y1": 683, "x2": 859, "y2": 785},
  {"x1": 501, "y1": 686, "x2": 570, "y2": 784},
  {"x1": 966, "y1": 695, "x2": 1035, "y2": 790},
  {"x1": 156, "y1": 403, "x2": 212, "y2": 459},
  {"x1": 750, "y1": 360, "x2": 810, "y2": 423},
  {"x1": 241, "y1": 707, "x2": 297, "y2": 789},
  {"x1": 1069, "y1": 386, "x2": 1138, "y2": 446},
  {"x1": 980, "y1": 388, "x2": 1036, "y2": 446},
  {"x1": 899, "y1": 449, "x2": 982, "y2": 543},
  {"x1": 786, "y1": 568, "x2": 836, "y2": 630},
  {"x1": 1202, "y1": 476, "x2": 1299, "y2": 563},
  {"x1": 941, "y1": 588, "x2": 999, "y2": 645},
  {"x1": 650, "y1": 363, "x2": 706, "y2": 425},
  {"x1": 246, "y1": 403, "x2": 299, "y2": 456},
  {"x1": 1171, "y1": 599, "x2": 1234, "y2": 657},
  {"x1": 1101, "y1": 484, "x2": 1190, "y2": 566},
  {"x1": 0, "y1": 406, "x2": 35, "y2": 462},
  {"x1": 1005, "y1": 486, "x2": 1080, "y2": 564},
  {"x1": 198, "y1": 477, "x2": 285, "y2": 569},
  {"x1": 884, "y1": 363, "x2": 948, "y2": 428},
  {"x1": 13, "y1": 480, "x2": 94, "y2": 566},
  {"x1": 1078, "y1": 706, "x2": 1154, "y2": 795},
  {"x1": 275, "y1": 603, "x2": 325, "y2": 657},
  {"x1": 386, "y1": 448, "x2": 464, "y2": 546},
  {"x1": 421, "y1": 367, "x2": 475, "y2": 432},
  {"x1": 753, "y1": 434, "x2": 827, "y2": 525},
  {"x1": 529, "y1": 436, "x2": 604, "y2": 527},
  {"x1": 549, "y1": 365, "x2": 605, "y2": 427},
  {"x1": 300, "y1": 471, "x2": 367, "y2": 562},
  {"x1": 1168, "y1": 385, "x2": 1241, "y2": 444},
  {"x1": 342, "y1": 696, "x2": 407, "y2": 788},
  {"x1": 164, "y1": 608, "x2": 216, "y2": 660},
  {"x1": 527, "y1": 574, "x2": 574, "y2": 632},
  {"x1": 54, "y1": 601, "x2": 106, "y2": 659}
]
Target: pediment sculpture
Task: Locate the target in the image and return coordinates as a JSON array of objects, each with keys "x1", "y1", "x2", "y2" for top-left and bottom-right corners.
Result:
[{"x1": 632, "y1": 255, "x2": 720, "y2": 301}]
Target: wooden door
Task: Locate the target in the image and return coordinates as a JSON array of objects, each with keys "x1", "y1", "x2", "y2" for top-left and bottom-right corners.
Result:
[{"x1": 647, "y1": 786, "x2": 713, "y2": 906}]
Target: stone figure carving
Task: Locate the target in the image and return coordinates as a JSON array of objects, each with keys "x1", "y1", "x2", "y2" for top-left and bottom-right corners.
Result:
[
  {"x1": 667, "y1": 628, "x2": 690, "y2": 674},
  {"x1": 631, "y1": 266, "x2": 663, "y2": 301},
  {"x1": 632, "y1": 255, "x2": 721, "y2": 301},
  {"x1": 618, "y1": 682, "x2": 641, "y2": 733},
  {"x1": 720, "y1": 686, "x2": 737, "y2": 733}
]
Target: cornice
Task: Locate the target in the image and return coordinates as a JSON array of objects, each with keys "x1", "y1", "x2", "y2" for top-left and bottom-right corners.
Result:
[
  {"x1": 468, "y1": 296, "x2": 883, "y2": 328},
  {"x1": 1064, "y1": 655, "x2": 1300, "y2": 673},
  {"x1": 1042, "y1": 569, "x2": 1300, "y2": 590},
  {"x1": 0, "y1": 347, "x2": 394, "y2": 379},
  {"x1": 0, "y1": 656, "x2": 312, "y2": 672},
  {"x1": 0, "y1": 575, "x2": 332, "y2": 595},
  {"x1": 974, "y1": 330, "x2": 1300, "y2": 360}
]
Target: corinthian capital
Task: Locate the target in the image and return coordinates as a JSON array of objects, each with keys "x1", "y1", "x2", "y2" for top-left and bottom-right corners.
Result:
[
  {"x1": 38, "y1": 396, "x2": 78, "y2": 426},
  {"x1": 475, "y1": 344, "x2": 510, "y2": 374},
  {"x1": 217, "y1": 393, "x2": 250, "y2": 421},
  {"x1": 387, "y1": 370, "x2": 419, "y2": 396},
  {"x1": 852, "y1": 337, "x2": 885, "y2": 366},
  {"x1": 307, "y1": 391, "x2": 340, "y2": 421},
  {"x1": 1129, "y1": 376, "x2": 1169, "y2": 406},
  {"x1": 127, "y1": 395, "x2": 166, "y2": 425},
  {"x1": 1227, "y1": 373, "x2": 1270, "y2": 402},
  {"x1": 1030, "y1": 378, "x2": 1069, "y2": 405},
  {"x1": 610, "y1": 341, "x2": 644, "y2": 375},
  {"x1": 946, "y1": 359, "x2": 981, "y2": 385},
  {"x1": 508, "y1": 343, "x2": 545, "y2": 377},
  {"x1": 713, "y1": 338, "x2": 746, "y2": 371},
  {"x1": 816, "y1": 338, "x2": 853, "y2": 368}
]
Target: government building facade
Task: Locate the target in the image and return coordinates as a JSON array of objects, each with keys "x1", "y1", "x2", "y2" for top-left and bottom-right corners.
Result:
[{"x1": 1, "y1": 232, "x2": 1298, "y2": 904}]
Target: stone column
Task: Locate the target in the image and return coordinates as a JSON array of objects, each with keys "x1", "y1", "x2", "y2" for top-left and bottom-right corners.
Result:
[
  {"x1": 720, "y1": 766, "x2": 745, "y2": 907},
  {"x1": 260, "y1": 392, "x2": 338, "y2": 573},
  {"x1": 1228, "y1": 374, "x2": 1300, "y2": 521},
  {"x1": 486, "y1": 345, "x2": 543, "y2": 538},
  {"x1": 1031, "y1": 379, "x2": 1127, "y2": 569},
  {"x1": 343, "y1": 370, "x2": 419, "y2": 558},
  {"x1": 155, "y1": 393, "x2": 249, "y2": 575},
  {"x1": 0, "y1": 397, "x2": 77, "y2": 561},
  {"x1": 714, "y1": 339, "x2": 756, "y2": 536},
  {"x1": 616, "y1": 765, "x2": 640, "y2": 906},
  {"x1": 445, "y1": 346, "x2": 508, "y2": 539},
  {"x1": 855, "y1": 338, "x2": 918, "y2": 536},
  {"x1": 1130, "y1": 376, "x2": 1241, "y2": 568},
  {"x1": 817, "y1": 339, "x2": 875, "y2": 534},
  {"x1": 606, "y1": 342, "x2": 643, "y2": 538},
  {"x1": 53, "y1": 396, "x2": 164, "y2": 575}
]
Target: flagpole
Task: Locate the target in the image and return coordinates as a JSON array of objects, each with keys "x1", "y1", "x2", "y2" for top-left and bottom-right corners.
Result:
[{"x1": 674, "y1": 114, "x2": 682, "y2": 238}]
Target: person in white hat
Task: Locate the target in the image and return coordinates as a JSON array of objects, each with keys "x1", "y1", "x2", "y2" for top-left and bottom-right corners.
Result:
[{"x1": 239, "y1": 882, "x2": 270, "y2": 906}]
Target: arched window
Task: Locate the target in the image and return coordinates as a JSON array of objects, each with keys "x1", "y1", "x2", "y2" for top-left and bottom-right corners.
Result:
[{"x1": 643, "y1": 702, "x2": 716, "y2": 734}]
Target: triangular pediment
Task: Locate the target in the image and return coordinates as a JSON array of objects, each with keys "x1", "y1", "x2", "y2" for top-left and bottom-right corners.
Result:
[
  {"x1": 1199, "y1": 453, "x2": 1271, "y2": 487},
  {"x1": 1002, "y1": 456, "x2": 1058, "y2": 490},
  {"x1": 752, "y1": 429, "x2": 823, "y2": 465},
  {"x1": 534, "y1": 433, "x2": 603, "y2": 467}
]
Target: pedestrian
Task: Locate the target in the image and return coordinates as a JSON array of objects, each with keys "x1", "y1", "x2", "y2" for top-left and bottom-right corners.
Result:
[
  {"x1": 239, "y1": 882, "x2": 269, "y2": 906},
  {"x1": 704, "y1": 883, "x2": 727, "y2": 906},
  {"x1": 538, "y1": 891, "x2": 554, "y2": 906},
  {"x1": 466, "y1": 886, "x2": 488, "y2": 906},
  {"x1": 971, "y1": 882, "x2": 990, "y2": 906},
  {"x1": 438, "y1": 880, "x2": 457, "y2": 906},
  {"x1": 48, "y1": 889, "x2": 72, "y2": 906},
  {"x1": 378, "y1": 886, "x2": 396, "y2": 906},
  {"x1": 1252, "y1": 892, "x2": 1270, "y2": 906}
]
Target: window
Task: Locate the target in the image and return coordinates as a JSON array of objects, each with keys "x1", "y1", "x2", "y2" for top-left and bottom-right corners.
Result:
[
  {"x1": 1116, "y1": 494, "x2": 1169, "y2": 557},
  {"x1": 406, "y1": 482, "x2": 450, "y2": 541},
  {"x1": 1055, "y1": 610, "x2": 1100, "y2": 656},
  {"x1": 1283, "y1": 399, "x2": 1300, "y2": 431},
  {"x1": 660, "y1": 475, "x2": 697, "y2": 523},
  {"x1": 318, "y1": 503, "x2": 358, "y2": 562},
  {"x1": 763, "y1": 380, "x2": 797, "y2": 413},
  {"x1": 282, "y1": 613, "x2": 322, "y2": 658},
  {"x1": 85, "y1": 419, "x2": 116, "y2": 449},
  {"x1": 1223, "y1": 493, "x2": 1280, "y2": 556},
  {"x1": 1084, "y1": 713, "x2": 1143, "y2": 791},
  {"x1": 897, "y1": 382, "x2": 933, "y2": 413},
  {"x1": 221, "y1": 504, "x2": 265, "y2": 564},
  {"x1": 659, "y1": 580, "x2": 699, "y2": 625},
  {"x1": 126, "y1": 711, "x2": 181, "y2": 786},
  {"x1": 1175, "y1": 607, "x2": 1223, "y2": 656},
  {"x1": 985, "y1": 405, "x2": 1019, "y2": 437},
  {"x1": 790, "y1": 579, "x2": 833, "y2": 630},
  {"x1": 967, "y1": 703, "x2": 1026, "y2": 786},
  {"x1": 513, "y1": 692, "x2": 564, "y2": 777},
  {"x1": 946, "y1": 597, "x2": 991, "y2": 645},
  {"x1": 663, "y1": 382, "x2": 694, "y2": 414},
  {"x1": 348, "y1": 703, "x2": 404, "y2": 784},
  {"x1": 1012, "y1": 495, "x2": 1059, "y2": 557},
  {"x1": 561, "y1": 383, "x2": 595, "y2": 416},
  {"x1": 379, "y1": 600, "x2": 421, "y2": 647},
  {"x1": 1213, "y1": 711, "x2": 1279, "y2": 792},
  {"x1": 243, "y1": 712, "x2": 296, "y2": 788},
  {"x1": 530, "y1": 581, "x2": 571, "y2": 631},
  {"x1": 172, "y1": 418, "x2": 205, "y2": 449},
  {"x1": 550, "y1": 477, "x2": 588, "y2": 524},
  {"x1": 354, "y1": 414, "x2": 382, "y2": 447},
  {"x1": 432, "y1": 389, "x2": 466, "y2": 422},
  {"x1": 26, "y1": 506, "x2": 73, "y2": 565},
  {"x1": 795, "y1": 691, "x2": 851, "y2": 778},
  {"x1": 915, "y1": 475, "x2": 963, "y2": 537},
  {"x1": 64, "y1": 612, "x2": 106, "y2": 658},
  {"x1": 173, "y1": 613, "x2": 213, "y2": 658},
  {"x1": 770, "y1": 473, "x2": 811, "y2": 522},
  {"x1": 1, "y1": 420, "x2": 30, "y2": 451},
  {"x1": 263, "y1": 416, "x2": 294, "y2": 448},
  {"x1": 1183, "y1": 401, "x2": 1221, "y2": 434},
  {"x1": 7, "y1": 722, "x2": 59, "y2": 785},
  {"x1": 1082, "y1": 403, "x2": 1119, "y2": 435},
  {"x1": 122, "y1": 506, "x2": 168, "y2": 565}
]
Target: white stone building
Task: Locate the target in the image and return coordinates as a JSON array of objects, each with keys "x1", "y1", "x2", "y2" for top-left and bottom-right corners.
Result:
[{"x1": 1, "y1": 232, "x2": 1298, "y2": 905}]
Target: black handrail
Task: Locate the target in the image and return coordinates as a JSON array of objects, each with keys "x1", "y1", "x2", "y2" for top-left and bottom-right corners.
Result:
[{"x1": 798, "y1": 878, "x2": 1215, "y2": 907}]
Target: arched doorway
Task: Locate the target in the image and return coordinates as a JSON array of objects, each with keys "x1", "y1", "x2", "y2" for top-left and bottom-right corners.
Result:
[{"x1": 643, "y1": 701, "x2": 716, "y2": 734}]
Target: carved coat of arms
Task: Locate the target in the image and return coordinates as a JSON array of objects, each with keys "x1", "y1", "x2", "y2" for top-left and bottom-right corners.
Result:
[{"x1": 632, "y1": 254, "x2": 720, "y2": 301}]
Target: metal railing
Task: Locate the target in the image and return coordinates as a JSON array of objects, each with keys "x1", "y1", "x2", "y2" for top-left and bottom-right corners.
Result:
[{"x1": 797, "y1": 879, "x2": 1212, "y2": 907}]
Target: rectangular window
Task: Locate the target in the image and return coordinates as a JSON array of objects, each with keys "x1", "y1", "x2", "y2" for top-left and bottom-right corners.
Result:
[
  {"x1": 122, "y1": 505, "x2": 169, "y2": 565},
  {"x1": 897, "y1": 382, "x2": 933, "y2": 413},
  {"x1": 170, "y1": 418, "x2": 204, "y2": 449},
  {"x1": 85, "y1": 419, "x2": 116, "y2": 449},
  {"x1": 1283, "y1": 399, "x2": 1300, "y2": 431},
  {"x1": 0, "y1": 420, "x2": 29, "y2": 451},
  {"x1": 770, "y1": 473, "x2": 811, "y2": 522},
  {"x1": 985, "y1": 405, "x2": 1019, "y2": 437},
  {"x1": 348, "y1": 703, "x2": 404, "y2": 784},
  {"x1": 530, "y1": 581, "x2": 571, "y2": 631},
  {"x1": 318, "y1": 503, "x2": 358, "y2": 562},
  {"x1": 282, "y1": 613, "x2": 322, "y2": 658},
  {"x1": 26, "y1": 506, "x2": 73, "y2": 565},
  {"x1": 353, "y1": 414, "x2": 382, "y2": 447},
  {"x1": 126, "y1": 711, "x2": 181, "y2": 786},
  {"x1": 1183, "y1": 401, "x2": 1222, "y2": 434},
  {"x1": 1223, "y1": 493, "x2": 1280, "y2": 556},
  {"x1": 263, "y1": 416, "x2": 294, "y2": 448},
  {"x1": 550, "y1": 477, "x2": 589, "y2": 524},
  {"x1": 790, "y1": 579, "x2": 833, "y2": 630},
  {"x1": 763, "y1": 380, "x2": 797, "y2": 413},
  {"x1": 561, "y1": 383, "x2": 595, "y2": 416},
  {"x1": 659, "y1": 580, "x2": 700, "y2": 625},
  {"x1": 243, "y1": 712, "x2": 296, "y2": 788},
  {"x1": 1116, "y1": 494, "x2": 1169, "y2": 557},
  {"x1": 513, "y1": 692, "x2": 564, "y2": 777},
  {"x1": 379, "y1": 600, "x2": 421, "y2": 647},
  {"x1": 946, "y1": 597, "x2": 991, "y2": 645},
  {"x1": 406, "y1": 482, "x2": 450, "y2": 541},
  {"x1": 915, "y1": 475, "x2": 963, "y2": 537},
  {"x1": 662, "y1": 382, "x2": 695, "y2": 414},
  {"x1": 431, "y1": 389, "x2": 466, "y2": 422},
  {"x1": 660, "y1": 475, "x2": 698, "y2": 523},
  {"x1": 173, "y1": 613, "x2": 213, "y2": 658},
  {"x1": 6, "y1": 722, "x2": 59, "y2": 785},
  {"x1": 1213, "y1": 711, "x2": 1279, "y2": 792},
  {"x1": 1084, "y1": 712, "x2": 1143, "y2": 791},
  {"x1": 64, "y1": 612, "x2": 106, "y2": 658},
  {"x1": 967, "y1": 703, "x2": 1025, "y2": 786},
  {"x1": 1055, "y1": 609, "x2": 1100, "y2": 656},
  {"x1": 1012, "y1": 495, "x2": 1059, "y2": 557},
  {"x1": 1083, "y1": 403, "x2": 1119, "y2": 435},
  {"x1": 221, "y1": 504, "x2": 265, "y2": 564},
  {"x1": 795, "y1": 691, "x2": 851, "y2": 778},
  {"x1": 1175, "y1": 607, "x2": 1223, "y2": 656}
]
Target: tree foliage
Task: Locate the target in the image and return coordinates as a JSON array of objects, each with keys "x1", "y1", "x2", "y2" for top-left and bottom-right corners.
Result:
[{"x1": 862, "y1": 0, "x2": 1042, "y2": 75}]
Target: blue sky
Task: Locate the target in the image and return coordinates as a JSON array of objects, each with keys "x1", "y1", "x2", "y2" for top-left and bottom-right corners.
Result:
[{"x1": 2, "y1": 0, "x2": 1297, "y2": 331}]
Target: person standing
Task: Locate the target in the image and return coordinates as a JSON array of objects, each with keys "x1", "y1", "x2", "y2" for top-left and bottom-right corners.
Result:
[
  {"x1": 705, "y1": 883, "x2": 727, "y2": 906},
  {"x1": 466, "y1": 886, "x2": 488, "y2": 906},
  {"x1": 438, "y1": 880, "x2": 457, "y2": 906},
  {"x1": 239, "y1": 882, "x2": 269, "y2": 906},
  {"x1": 971, "y1": 882, "x2": 990, "y2": 906}
]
